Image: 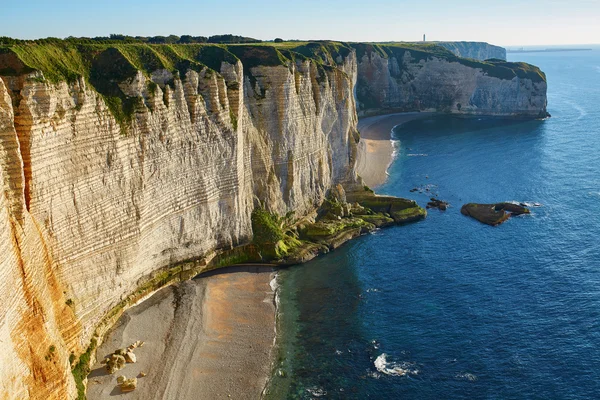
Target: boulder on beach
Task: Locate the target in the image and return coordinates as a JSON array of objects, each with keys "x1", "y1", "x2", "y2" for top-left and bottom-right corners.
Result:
[
  {"x1": 461, "y1": 202, "x2": 530, "y2": 226},
  {"x1": 118, "y1": 376, "x2": 137, "y2": 392},
  {"x1": 105, "y1": 354, "x2": 126, "y2": 374},
  {"x1": 124, "y1": 351, "x2": 136, "y2": 364}
]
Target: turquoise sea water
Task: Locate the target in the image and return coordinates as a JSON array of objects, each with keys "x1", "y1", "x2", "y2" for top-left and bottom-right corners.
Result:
[{"x1": 267, "y1": 47, "x2": 600, "y2": 399}]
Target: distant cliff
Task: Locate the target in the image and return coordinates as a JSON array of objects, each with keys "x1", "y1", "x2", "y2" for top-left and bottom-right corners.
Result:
[
  {"x1": 353, "y1": 43, "x2": 547, "y2": 118},
  {"x1": 0, "y1": 40, "x2": 546, "y2": 399},
  {"x1": 436, "y1": 41, "x2": 507, "y2": 61}
]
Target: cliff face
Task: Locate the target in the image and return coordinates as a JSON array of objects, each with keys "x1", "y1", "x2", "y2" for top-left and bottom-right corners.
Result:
[
  {"x1": 435, "y1": 41, "x2": 507, "y2": 61},
  {"x1": 353, "y1": 43, "x2": 547, "y2": 118},
  {"x1": 0, "y1": 41, "x2": 546, "y2": 399},
  {"x1": 0, "y1": 43, "x2": 359, "y2": 399}
]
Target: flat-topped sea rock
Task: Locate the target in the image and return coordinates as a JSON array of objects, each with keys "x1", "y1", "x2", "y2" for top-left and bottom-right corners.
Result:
[{"x1": 461, "y1": 203, "x2": 530, "y2": 226}]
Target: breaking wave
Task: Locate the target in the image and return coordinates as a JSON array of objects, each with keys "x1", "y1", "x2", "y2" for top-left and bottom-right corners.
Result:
[
  {"x1": 306, "y1": 387, "x2": 327, "y2": 397},
  {"x1": 374, "y1": 353, "x2": 419, "y2": 377}
]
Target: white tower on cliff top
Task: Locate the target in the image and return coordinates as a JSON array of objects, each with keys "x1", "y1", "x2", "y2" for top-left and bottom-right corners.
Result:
[{"x1": 423, "y1": 34, "x2": 426, "y2": 42}]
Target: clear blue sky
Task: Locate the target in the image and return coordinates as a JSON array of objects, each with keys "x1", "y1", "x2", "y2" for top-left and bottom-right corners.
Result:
[{"x1": 3, "y1": 0, "x2": 599, "y2": 46}]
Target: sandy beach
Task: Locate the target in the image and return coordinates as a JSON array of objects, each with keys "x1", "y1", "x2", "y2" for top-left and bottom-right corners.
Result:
[
  {"x1": 356, "y1": 112, "x2": 432, "y2": 188},
  {"x1": 86, "y1": 266, "x2": 276, "y2": 400}
]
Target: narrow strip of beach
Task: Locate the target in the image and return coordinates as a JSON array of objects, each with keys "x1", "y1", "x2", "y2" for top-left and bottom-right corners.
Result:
[
  {"x1": 86, "y1": 266, "x2": 276, "y2": 400},
  {"x1": 356, "y1": 112, "x2": 432, "y2": 188}
]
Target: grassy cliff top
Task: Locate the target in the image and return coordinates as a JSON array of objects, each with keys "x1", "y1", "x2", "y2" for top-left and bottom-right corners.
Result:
[
  {"x1": 0, "y1": 40, "x2": 357, "y2": 131},
  {"x1": 0, "y1": 40, "x2": 358, "y2": 84},
  {"x1": 0, "y1": 39, "x2": 545, "y2": 85}
]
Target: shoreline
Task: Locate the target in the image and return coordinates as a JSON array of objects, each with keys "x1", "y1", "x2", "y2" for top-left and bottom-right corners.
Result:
[
  {"x1": 86, "y1": 266, "x2": 277, "y2": 400},
  {"x1": 82, "y1": 113, "x2": 436, "y2": 399},
  {"x1": 356, "y1": 112, "x2": 433, "y2": 188}
]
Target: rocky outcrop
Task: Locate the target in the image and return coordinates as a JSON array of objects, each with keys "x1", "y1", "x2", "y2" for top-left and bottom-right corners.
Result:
[
  {"x1": 461, "y1": 203, "x2": 530, "y2": 225},
  {"x1": 353, "y1": 43, "x2": 547, "y2": 118},
  {"x1": 435, "y1": 41, "x2": 507, "y2": 61},
  {"x1": 426, "y1": 198, "x2": 448, "y2": 211},
  {"x1": 0, "y1": 40, "x2": 545, "y2": 399}
]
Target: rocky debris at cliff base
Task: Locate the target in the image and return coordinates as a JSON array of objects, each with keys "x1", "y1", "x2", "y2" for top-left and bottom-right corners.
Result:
[
  {"x1": 105, "y1": 354, "x2": 126, "y2": 374},
  {"x1": 124, "y1": 351, "x2": 136, "y2": 363},
  {"x1": 276, "y1": 188, "x2": 426, "y2": 265},
  {"x1": 104, "y1": 341, "x2": 143, "y2": 373},
  {"x1": 117, "y1": 376, "x2": 137, "y2": 392},
  {"x1": 426, "y1": 198, "x2": 448, "y2": 211},
  {"x1": 461, "y1": 203, "x2": 530, "y2": 226}
]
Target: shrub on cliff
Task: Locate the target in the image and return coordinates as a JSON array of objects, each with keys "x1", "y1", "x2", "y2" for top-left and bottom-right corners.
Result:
[{"x1": 251, "y1": 208, "x2": 300, "y2": 260}]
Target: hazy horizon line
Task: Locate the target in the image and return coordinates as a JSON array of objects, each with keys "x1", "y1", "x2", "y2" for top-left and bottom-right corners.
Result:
[{"x1": 2, "y1": 34, "x2": 599, "y2": 49}]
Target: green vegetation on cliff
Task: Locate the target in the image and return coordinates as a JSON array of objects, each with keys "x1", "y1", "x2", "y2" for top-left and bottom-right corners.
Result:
[
  {"x1": 251, "y1": 208, "x2": 301, "y2": 260},
  {"x1": 72, "y1": 337, "x2": 97, "y2": 400},
  {"x1": 0, "y1": 34, "x2": 262, "y2": 46}
]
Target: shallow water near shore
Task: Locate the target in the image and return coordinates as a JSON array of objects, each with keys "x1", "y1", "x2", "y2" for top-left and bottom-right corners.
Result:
[{"x1": 267, "y1": 48, "x2": 600, "y2": 399}]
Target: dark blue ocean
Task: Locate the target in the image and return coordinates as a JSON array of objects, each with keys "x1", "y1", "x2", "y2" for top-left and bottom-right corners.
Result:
[{"x1": 267, "y1": 47, "x2": 600, "y2": 399}]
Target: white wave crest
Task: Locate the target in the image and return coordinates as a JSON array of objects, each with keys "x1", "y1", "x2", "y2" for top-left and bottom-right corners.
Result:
[
  {"x1": 506, "y1": 200, "x2": 543, "y2": 207},
  {"x1": 368, "y1": 370, "x2": 382, "y2": 379},
  {"x1": 374, "y1": 353, "x2": 419, "y2": 377},
  {"x1": 306, "y1": 387, "x2": 327, "y2": 397},
  {"x1": 456, "y1": 372, "x2": 478, "y2": 381},
  {"x1": 269, "y1": 274, "x2": 279, "y2": 292}
]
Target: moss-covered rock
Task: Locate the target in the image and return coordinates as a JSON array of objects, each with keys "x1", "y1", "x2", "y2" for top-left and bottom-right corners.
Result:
[
  {"x1": 301, "y1": 217, "x2": 372, "y2": 240},
  {"x1": 347, "y1": 191, "x2": 427, "y2": 224},
  {"x1": 357, "y1": 213, "x2": 395, "y2": 228},
  {"x1": 251, "y1": 208, "x2": 301, "y2": 261}
]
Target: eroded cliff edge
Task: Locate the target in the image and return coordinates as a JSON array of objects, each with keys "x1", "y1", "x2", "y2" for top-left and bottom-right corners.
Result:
[
  {"x1": 436, "y1": 41, "x2": 507, "y2": 61},
  {"x1": 0, "y1": 40, "x2": 547, "y2": 399},
  {"x1": 353, "y1": 43, "x2": 547, "y2": 117}
]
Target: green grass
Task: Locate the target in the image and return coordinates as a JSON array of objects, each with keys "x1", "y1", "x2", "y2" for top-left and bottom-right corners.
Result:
[{"x1": 72, "y1": 336, "x2": 97, "y2": 400}]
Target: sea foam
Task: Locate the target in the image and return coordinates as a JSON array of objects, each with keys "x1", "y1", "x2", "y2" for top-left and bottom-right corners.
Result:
[{"x1": 374, "y1": 353, "x2": 419, "y2": 377}]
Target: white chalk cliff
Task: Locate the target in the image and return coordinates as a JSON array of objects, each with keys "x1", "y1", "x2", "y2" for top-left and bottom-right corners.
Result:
[{"x1": 0, "y1": 41, "x2": 546, "y2": 399}]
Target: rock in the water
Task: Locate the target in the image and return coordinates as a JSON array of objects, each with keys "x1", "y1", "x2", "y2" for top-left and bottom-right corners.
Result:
[
  {"x1": 124, "y1": 351, "x2": 136, "y2": 364},
  {"x1": 498, "y1": 203, "x2": 530, "y2": 216},
  {"x1": 461, "y1": 203, "x2": 530, "y2": 226},
  {"x1": 105, "y1": 354, "x2": 126, "y2": 374},
  {"x1": 426, "y1": 198, "x2": 449, "y2": 211}
]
